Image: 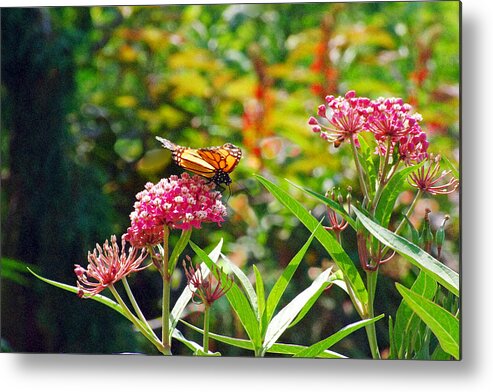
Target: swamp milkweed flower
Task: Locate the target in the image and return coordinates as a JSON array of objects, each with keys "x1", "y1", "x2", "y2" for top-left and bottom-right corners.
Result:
[
  {"x1": 74, "y1": 235, "x2": 148, "y2": 298},
  {"x1": 408, "y1": 155, "x2": 459, "y2": 195},
  {"x1": 365, "y1": 97, "x2": 429, "y2": 163},
  {"x1": 308, "y1": 90, "x2": 372, "y2": 147},
  {"x1": 182, "y1": 256, "x2": 234, "y2": 306},
  {"x1": 123, "y1": 173, "x2": 227, "y2": 248}
]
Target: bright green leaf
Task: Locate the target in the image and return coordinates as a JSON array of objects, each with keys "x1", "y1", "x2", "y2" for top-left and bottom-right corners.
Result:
[
  {"x1": 396, "y1": 283, "x2": 460, "y2": 360},
  {"x1": 293, "y1": 314, "x2": 384, "y2": 358},
  {"x1": 353, "y1": 208, "x2": 459, "y2": 296},
  {"x1": 256, "y1": 175, "x2": 368, "y2": 311},
  {"x1": 262, "y1": 267, "x2": 333, "y2": 355}
]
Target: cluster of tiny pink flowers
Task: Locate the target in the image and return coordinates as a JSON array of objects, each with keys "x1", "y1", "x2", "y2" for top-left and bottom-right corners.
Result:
[
  {"x1": 123, "y1": 173, "x2": 227, "y2": 248},
  {"x1": 74, "y1": 235, "x2": 148, "y2": 297},
  {"x1": 308, "y1": 90, "x2": 372, "y2": 147},
  {"x1": 366, "y1": 97, "x2": 428, "y2": 163},
  {"x1": 309, "y1": 91, "x2": 429, "y2": 163}
]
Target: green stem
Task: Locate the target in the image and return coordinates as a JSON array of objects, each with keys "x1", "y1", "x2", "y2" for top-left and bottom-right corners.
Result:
[
  {"x1": 394, "y1": 189, "x2": 422, "y2": 236},
  {"x1": 161, "y1": 225, "x2": 171, "y2": 355},
  {"x1": 122, "y1": 278, "x2": 148, "y2": 325},
  {"x1": 203, "y1": 305, "x2": 211, "y2": 354},
  {"x1": 108, "y1": 285, "x2": 165, "y2": 354},
  {"x1": 365, "y1": 270, "x2": 381, "y2": 359},
  {"x1": 350, "y1": 137, "x2": 371, "y2": 203}
]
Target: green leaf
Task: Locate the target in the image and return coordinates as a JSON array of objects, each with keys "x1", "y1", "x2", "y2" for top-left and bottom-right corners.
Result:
[
  {"x1": 388, "y1": 316, "x2": 396, "y2": 359},
  {"x1": 374, "y1": 164, "x2": 423, "y2": 228},
  {"x1": 189, "y1": 241, "x2": 262, "y2": 348},
  {"x1": 394, "y1": 271, "x2": 438, "y2": 359},
  {"x1": 172, "y1": 328, "x2": 219, "y2": 356},
  {"x1": 262, "y1": 267, "x2": 333, "y2": 355},
  {"x1": 287, "y1": 180, "x2": 357, "y2": 228},
  {"x1": 180, "y1": 319, "x2": 346, "y2": 358},
  {"x1": 353, "y1": 208, "x2": 459, "y2": 296},
  {"x1": 220, "y1": 253, "x2": 258, "y2": 318},
  {"x1": 168, "y1": 229, "x2": 192, "y2": 274},
  {"x1": 253, "y1": 264, "x2": 266, "y2": 330},
  {"x1": 357, "y1": 134, "x2": 378, "y2": 194},
  {"x1": 28, "y1": 268, "x2": 128, "y2": 320},
  {"x1": 1, "y1": 258, "x2": 37, "y2": 286},
  {"x1": 293, "y1": 314, "x2": 384, "y2": 358},
  {"x1": 169, "y1": 239, "x2": 223, "y2": 334},
  {"x1": 288, "y1": 269, "x2": 345, "y2": 329},
  {"x1": 396, "y1": 283, "x2": 460, "y2": 360},
  {"x1": 256, "y1": 175, "x2": 368, "y2": 311},
  {"x1": 265, "y1": 227, "x2": 317, "y2": 324},
  {"x1": 440, "y1": 154, "x2": 459, "y2": 179}
]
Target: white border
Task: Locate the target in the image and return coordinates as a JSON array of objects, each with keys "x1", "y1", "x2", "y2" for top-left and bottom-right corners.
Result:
[{"x1": 2, "y1": 0, "x2": 493, "y2": 390}]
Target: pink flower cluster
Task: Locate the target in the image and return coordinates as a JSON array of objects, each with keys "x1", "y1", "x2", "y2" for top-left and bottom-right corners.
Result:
[
  {"x1": 309, "y1": 91, "x2": 429, "y2": 163},
  {"x1": 75, "y1": 235, "x2": 148, "y2": 297},
  {"x1": 366, "y1": 97, "x2": 429, "y2": 164},
  {"x1": 123, "y1": 173, "x2": 227, "y2": 248},
  {"x1": 308, "y1": 91, "x2": 372, "y2": 147}
]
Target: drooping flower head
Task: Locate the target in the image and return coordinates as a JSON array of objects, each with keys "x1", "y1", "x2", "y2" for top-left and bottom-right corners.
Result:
[
  {"x1": 408, "y1": 154, "x2": 459, "y2": 195},
  {"x1": 308, "y1": 90, "x2": 372, "y2": 147},
  {"x1": 75, "y1": 235, "x2": 148, "y2": 298},
  {"x1": 182, "y1": 256, "x2": 233, "y2": 306},
  {"x1": 123, "y1": 173, "x2": 227, "y2": 248}
]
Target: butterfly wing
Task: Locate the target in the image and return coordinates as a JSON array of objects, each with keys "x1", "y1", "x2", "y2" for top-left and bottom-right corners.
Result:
[
  {"x1": 156, "y1": 137, "x2": 242, "y2": 185},
  {"x1": 197, "y1": 143, "x2": 242, "y2": 174}
]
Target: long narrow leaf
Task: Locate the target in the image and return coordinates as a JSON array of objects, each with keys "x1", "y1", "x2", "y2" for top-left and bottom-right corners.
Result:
[
  {"x1": 287, "y1": 180, "x2": 357, "y2": 228},
  {"x1": 170, "y1": 239, "x2": 223, "y2": 334},
  {"x1": 28, "y1": 268, "x2": 128, "y2": 320},
  {"x1": 180, "y1": 319, "x2": 345, "y2": 358},
  {"x1": 262, "y1": 267, "x2": 333, "y2": 355},
  {"x1": 189, "y1": 241, "x2": 262, "y2": 347},
  {"x1": 288, "y1": 269, "x2": 346, "y2": 329},
  {"x1": 440, "y1": 154, "x2": 459, "y2": 179},
  {"x1": 253, "y1": 265, "x2": 266, "y2": 328},
  {"x1": 375, "y1": 164, "x2": 423, "y2": 228},
  {"x1": 168, "y1": 229, "x2": 192, "y2": 274},
  {"x1": 396, "y1": 283, "x2": 460, "y2": 359},
  {"x1": 293, "y1": 315, "x2": 384, "y2": 358},
  {"x1": 265, "y1": 227, "x2": 317, "y2": 323},
  {"x1": 353, "y1": 208, "x2": 459, "y2": 296},
  {"x1": 221, "y1": 253, "x2": 258, "y2": 318},
  {"x1": 256, "y1": 175, "x2": 368, "y2": 308},
  {"x1": 394, "y1": 271, "x2": 437, "y2": 358}
]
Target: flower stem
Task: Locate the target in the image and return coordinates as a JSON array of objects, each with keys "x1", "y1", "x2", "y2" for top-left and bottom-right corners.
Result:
[
  {"x1": 108, "y1": 285, "x2": 165, "y2": 354},
  {"x1": 122, "y1": 277, "x2": 151, "y2": 327},
  {"x1": 161, "y1": 225, "x2": 172, "y2": 355},
  {"x1": 203, "y1": 305, "x2": 211, "y2": 354},
  {"x1": 350, "y1": 137, "x2": 371, "y2": 204},
  {"x1": 365, "y1": 270, "x2": 381, "y2": 359},
  {"x1": 394, "y1": 189, "x2": 422, "y2": 236}
]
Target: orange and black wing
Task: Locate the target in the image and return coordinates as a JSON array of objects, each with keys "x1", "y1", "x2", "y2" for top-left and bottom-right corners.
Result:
[
  {"x1": 156, "y1": 137, "x2": 242, "y2": 185},
  {"x1": 197, "y1": 143, "x2": 242, "y2": 174}
]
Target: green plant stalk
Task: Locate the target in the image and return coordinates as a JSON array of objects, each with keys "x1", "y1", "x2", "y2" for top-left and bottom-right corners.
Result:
[
  {"x1": 122, "y1": 277, "x2": 155, "y2": 333},
  {"x1": 203, "y1": 305, "x2": 211, "y2": 354},
  {"x1": 161, "y1": 225, "x2": 172, "y2": 355},
  {"x1": 365, "y1": 270, "x2": 381, "y2": 359},
  {"x1": 108, "y1": 285, "x2": 165, "y2": 354},
  {"x1": 395, "y1": 189, "x2": 422, "y2": 236},
  {"x1": 372, "y1": 139, "x2": 395, "y2": 213},
  {"x1": 350, "y1": 137, "x2": 371, "y2": 203}
]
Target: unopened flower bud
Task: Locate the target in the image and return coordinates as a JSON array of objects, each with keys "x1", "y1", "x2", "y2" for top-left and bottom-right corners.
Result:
[{"x1": 436, "y1": 215, "x2": 450, "y2": 258}]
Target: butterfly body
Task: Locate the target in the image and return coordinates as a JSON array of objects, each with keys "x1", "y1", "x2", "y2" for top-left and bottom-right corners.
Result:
[{"x1": 156, "y1": 137, "x2": 242, "y2": 186}]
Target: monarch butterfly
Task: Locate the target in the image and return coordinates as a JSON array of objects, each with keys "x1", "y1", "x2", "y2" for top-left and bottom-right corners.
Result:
[{"x1": 156, "y1": 137, "x2": 242, "y2": 187}]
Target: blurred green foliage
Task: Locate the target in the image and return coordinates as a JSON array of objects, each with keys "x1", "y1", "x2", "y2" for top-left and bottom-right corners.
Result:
[{"x1": 1, "y1": 2, "x2": 459, "y2": 357}]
